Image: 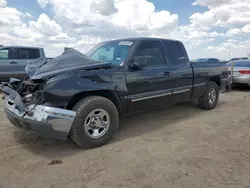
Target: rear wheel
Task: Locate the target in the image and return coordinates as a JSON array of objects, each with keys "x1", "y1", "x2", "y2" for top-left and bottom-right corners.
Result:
[
  {"x1": 198, "y1": 81, "x2": 219, "y2": 110},
  {"x1": 70, "y1": 96, "x2": 119, "y2": 148}
]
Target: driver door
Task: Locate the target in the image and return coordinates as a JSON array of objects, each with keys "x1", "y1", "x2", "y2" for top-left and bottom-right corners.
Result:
[{"x1": 126, "y1": 40, "x2": 173, "y2": 113}]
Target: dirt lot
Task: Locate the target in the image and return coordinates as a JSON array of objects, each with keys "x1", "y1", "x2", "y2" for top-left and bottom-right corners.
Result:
[{"x1": 0, "y1": 90, "x2": 250, "y2": 188}]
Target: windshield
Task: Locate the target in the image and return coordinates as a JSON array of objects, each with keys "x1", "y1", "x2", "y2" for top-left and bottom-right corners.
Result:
[{"x1": 86, "y1": 41, "x2": 134, "y2": 66}]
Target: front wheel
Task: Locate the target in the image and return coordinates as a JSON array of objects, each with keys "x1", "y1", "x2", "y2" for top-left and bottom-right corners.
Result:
[
  {"x1": 198, "y1": 81, "x2": 219, "y2": 110},
  {"x1": 70, "y1": 96, "x2": 119, "y2": 148}
]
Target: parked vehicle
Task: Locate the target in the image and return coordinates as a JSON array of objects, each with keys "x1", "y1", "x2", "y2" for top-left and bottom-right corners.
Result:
[
  {"x1": 230, "y1": 57, "x2": 249, "y2": 61},
  {"x1": 0, "y1": 46, "x2": 46, "y2": 82},
  {"x1": 0, "y1": 38, "x2": 228, "y2": 148},
  {"x1": 193, "y1": 58, "x2": 221, "y2": 63},
  {"x1": 227, "y1": 60, "x2": 250, "y2": 86}
]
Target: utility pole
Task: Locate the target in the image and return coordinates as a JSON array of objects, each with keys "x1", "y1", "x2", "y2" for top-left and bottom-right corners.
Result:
[
  {"x1": 227, "y1": 44, "x2": 231, "y2": 60},
  {"x1": 228, "y1": 50, "x2": 231, "y2": 60}
]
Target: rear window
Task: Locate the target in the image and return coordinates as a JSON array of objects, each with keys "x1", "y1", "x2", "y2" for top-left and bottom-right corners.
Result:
[
  {"x1": 163, "y1": 41, "x2": 189, "y2": 65},
  {"x1": 134, "y1": 40, "x2": 166, "y2": 67},
  {"x1": 16, "y1": 48, "x2": 40, "y2": 59}
]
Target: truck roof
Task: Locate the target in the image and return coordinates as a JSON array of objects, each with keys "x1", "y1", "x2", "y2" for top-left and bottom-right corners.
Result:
[
  {"x1": 102, "y1": 37, "x2": 181, "y2": 43},
  {"x1": 0, "y1": 46, "x2": 43, "y2": 50}
]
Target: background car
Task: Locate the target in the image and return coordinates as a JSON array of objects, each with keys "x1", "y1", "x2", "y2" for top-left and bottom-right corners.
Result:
[
  {"x1": 230, "y1": 57, "x2": 249, "y2": 61},
  {"x1": 193, "y1": 58, "x2": 221, "y2": 63},
  {"x1": 0, "y1": 46, "x2": 46, "y2": 82},
  {"x1": 227, "y1": 60, "x2": 250, "y2": 86}
]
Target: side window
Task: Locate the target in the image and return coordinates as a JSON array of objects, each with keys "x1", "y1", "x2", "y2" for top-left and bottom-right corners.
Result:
[
  {"x1": 134, "y1": 41, "x2": 166, "y2": 67},
  {"x1": 164, "y1": 41, "x2": 188, "y2": 65},
  {"x1": 16, "y1": 48, "x2": 40, "y2": 59},
  {"x1": 0, "y1": 48, "x2": 15, "y2": 60}
]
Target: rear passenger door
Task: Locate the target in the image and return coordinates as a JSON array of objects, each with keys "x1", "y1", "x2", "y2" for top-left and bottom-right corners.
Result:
[
  {"x1": 126, "y1": 40, "x2": 172, "y2": 112},
  {"x1": 163, "y1": 41, "x2": 193, "y2": 103},
  {"x1": 0, "y1": 48, "x2": 17, "y2": 81}
]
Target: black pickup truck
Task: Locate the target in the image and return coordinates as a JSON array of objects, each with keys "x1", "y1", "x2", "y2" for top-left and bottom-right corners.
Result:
[{"x1": 0, "y1": 38, "x2": 228, "y2": 148}]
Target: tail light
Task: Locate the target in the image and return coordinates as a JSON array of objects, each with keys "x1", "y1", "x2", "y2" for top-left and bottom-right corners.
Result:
[{"x1": 239, "y1": 70, "x2": 250, "y2": 74}]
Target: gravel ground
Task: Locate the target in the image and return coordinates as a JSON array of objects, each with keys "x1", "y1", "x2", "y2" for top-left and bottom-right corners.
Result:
[{"x1": 0, "y1": 90, "x2": 250, "y2": 188}]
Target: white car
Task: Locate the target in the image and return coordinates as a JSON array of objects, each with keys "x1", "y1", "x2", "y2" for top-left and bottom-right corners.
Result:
[{"x1": 227, "y1": 60, "x2": 250, "y2": 86}]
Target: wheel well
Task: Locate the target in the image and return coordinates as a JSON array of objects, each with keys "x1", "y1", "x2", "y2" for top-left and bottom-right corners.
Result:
[
  {"x1": 66, "y1": 90, "x2": 122, "y2": 115},
  {"x1": 210, "y1": 76, "x2": 221, "y2": 87}
]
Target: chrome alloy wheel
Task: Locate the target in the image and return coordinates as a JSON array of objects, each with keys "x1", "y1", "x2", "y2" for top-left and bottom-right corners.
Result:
[
  {"x1": 208, "y1": 88, "x2": 217, "y2": 104},
  {"x1": 84, "y1": 109, "x2": 110, "y2": 139}
]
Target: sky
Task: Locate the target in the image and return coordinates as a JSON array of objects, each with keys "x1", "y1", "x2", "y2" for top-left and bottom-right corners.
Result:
[{"x1": 1, "y1": 0, "x2": 250, "y2": 60}]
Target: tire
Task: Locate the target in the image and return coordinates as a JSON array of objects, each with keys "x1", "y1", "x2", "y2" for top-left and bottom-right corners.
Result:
[
  {"x1": 70, "y1": 96, "x2": 119, "y2": 148},
  {"x1": 198, "y1": 81, "x2": 219, "y2": 110}
]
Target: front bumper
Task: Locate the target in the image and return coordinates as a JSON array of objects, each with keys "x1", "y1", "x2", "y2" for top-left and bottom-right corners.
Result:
[{"x1": 1, "y1": 85, "x2": 76, "y2": 140}]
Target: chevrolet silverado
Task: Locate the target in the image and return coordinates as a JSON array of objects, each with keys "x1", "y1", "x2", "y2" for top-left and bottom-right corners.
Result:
[{"x1": 0, "y1": 38, "x2": 228, "y2": 148}]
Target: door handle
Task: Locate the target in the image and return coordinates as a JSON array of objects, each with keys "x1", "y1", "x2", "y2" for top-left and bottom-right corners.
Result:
[
  {"x1": 9, "y1": 62, "x2": 17, "y2": 64},
  {"x1": 164, "y1": 72, "x2": 170, "y2": 78}
]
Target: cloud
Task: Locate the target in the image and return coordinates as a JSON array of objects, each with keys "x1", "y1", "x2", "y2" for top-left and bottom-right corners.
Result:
[
  {"x1": 0, "y1": 7, "x2": 23, "y2": 27},
  {"x1": 209, "y1": 31, "x2": 224, "y2": 37},
  {"x1": 0, "y1": 7, "x2": 71, "y2": 56},
  {"x1": 37, "y1": 0, "x2": 49, "y2": 8},
  {"x1": 207, "y1": 39, "x2": 250, "y2": 59},
  {"x1": 191, "y1": 0, "x2": 250, "y2": 27},
  {"x1": 190, "y1": 11, "x2": 215, "y2": 27},
  {"x1": 225, "y1": 24, "x2": 250, "y2": 37},
  {"x1": 48, "y1": 0, "x2": 178, "y2": 37},
  {"x1": 0, "y1": 0, "x2": 6, "y2": 7},
  {"x1": 90, "y1": 0, "x2": 118, "y2": 16},
  {"x1": 226, "y1": 28, "x2": 242, "y2": 37},
  {"x1": 1, "y1": 0, "x2": 209, "y2": 58},
  {"x1": 29, "y1": 13, "x2": 62, "y2": 36},
  {"x1": 0, "y1": 0, "x2": 181, "y2": 57},
  {"x1": 112, "y1": 0, "x2": 178, "y2": 31},
  {"x1": 25, "y1": 12, "x2": 32, "y2": 18},
  {"x1": 193, "y1": 0, "x2": 232, "y2": 7},
  {"x1": 1, "y1": 0, "x2": 250, "y2": 60},
  {"x1": 242, "y1": 24, "x2": 250, "y2": 34}
]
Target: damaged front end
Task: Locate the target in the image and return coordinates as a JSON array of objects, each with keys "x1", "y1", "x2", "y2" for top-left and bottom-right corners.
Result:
[
  {"x1": 2, "y1": 78, "x2": 44, "y2": 105},
  {"x1": 0, "y1": 78, "x2": 76, "y2": 140},
  {"x1": 0, "y1": 48, "x2": 112, "y2": 140}
]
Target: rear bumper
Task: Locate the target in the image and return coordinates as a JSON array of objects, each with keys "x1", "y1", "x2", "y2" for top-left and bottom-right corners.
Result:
[
  {"x1": 233, "y1": 76, "x2": 250, "y2": 85},
  {"x1": 1, "y1": 85, "x2": 76, "y2": 140}
]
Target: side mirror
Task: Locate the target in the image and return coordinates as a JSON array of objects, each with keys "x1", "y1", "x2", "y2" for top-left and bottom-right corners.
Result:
[{"x1": 131, "y1": 56, "x2": 147, "y2": 70}]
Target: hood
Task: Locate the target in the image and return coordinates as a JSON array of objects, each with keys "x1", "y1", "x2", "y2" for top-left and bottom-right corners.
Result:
[{"x1": 26, "y1": 48, "x2": 113, "y2": 80}]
